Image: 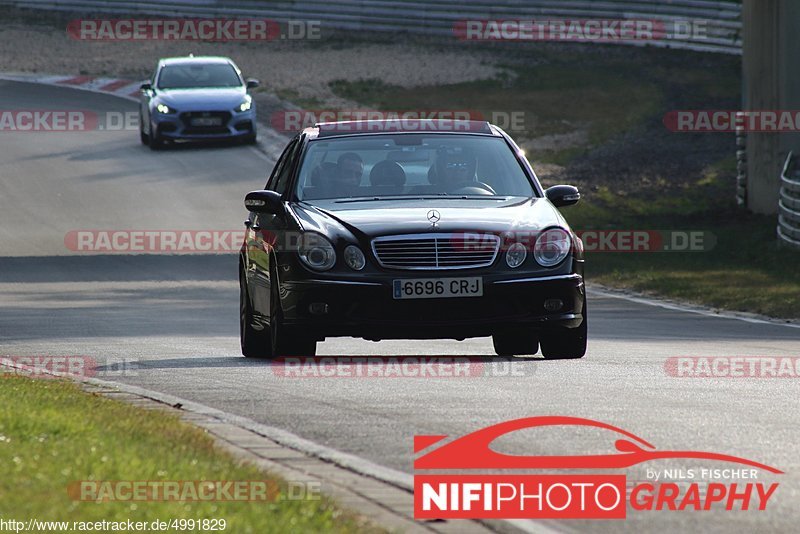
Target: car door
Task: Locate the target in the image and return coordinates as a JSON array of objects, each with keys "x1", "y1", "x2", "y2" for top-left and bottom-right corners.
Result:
[{"x1": 245, "y1": 137, "x2": 301, "y2": 315}]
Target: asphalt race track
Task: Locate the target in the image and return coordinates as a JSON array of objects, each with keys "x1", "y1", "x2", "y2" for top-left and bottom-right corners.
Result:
[{"x1": 2, "y1": 80, "x2": 799, "y2": 533}]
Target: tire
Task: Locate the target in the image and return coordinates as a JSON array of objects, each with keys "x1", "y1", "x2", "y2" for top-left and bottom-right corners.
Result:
[
  {"x1": 492, "y1": 330, "x2": 538, "y2": 356},
  {"x1": 148, "y1": 123, "x2": 165, "y2": 150},
  {"x1": 540, "y1": 305, "x2": 587, "y2": 360},
  {"x1": 139, "y1": 118, "x2": 149, "y2": 145},
  {"x1": 269, "y1": 264, "x2": 316, "y2": 357},
  {"x1": 240, "y1": 269, "x2": 273, "y2": 359}
]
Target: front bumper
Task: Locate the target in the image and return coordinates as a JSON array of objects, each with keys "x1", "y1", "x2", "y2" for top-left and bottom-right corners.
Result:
[
  {"x1": 276, "y1": 271, "x2": 585, "y2": 340},
  {"x1": 153, "y1": 109, "x2": 256, "y2": 140}
]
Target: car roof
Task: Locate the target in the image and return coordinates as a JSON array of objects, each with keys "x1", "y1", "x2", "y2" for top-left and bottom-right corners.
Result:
[
  {"x1": 159, "y1": 56, "x2": 234, "y2": 67},
  {"x1": 307, "y1": 119, "x2": 498, "y2": 139}
]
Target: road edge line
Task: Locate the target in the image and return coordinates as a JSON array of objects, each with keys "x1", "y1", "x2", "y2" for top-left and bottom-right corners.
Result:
[{"x1": 587, "y1": 285, "x2": 800, "y2": 329}]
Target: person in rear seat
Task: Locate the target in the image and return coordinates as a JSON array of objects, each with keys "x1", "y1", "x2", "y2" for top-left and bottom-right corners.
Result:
[{"x1": 369, "y1": 160, "x2": 406, "y2": 195}]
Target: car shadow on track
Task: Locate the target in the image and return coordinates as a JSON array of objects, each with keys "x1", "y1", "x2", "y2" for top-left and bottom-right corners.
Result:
[
  {"x1": 147, "y1": 139, "x2": 255, "y2": 152},
  {"x1": 111, "y1": 355, "x2": 542, "y2": 372}
]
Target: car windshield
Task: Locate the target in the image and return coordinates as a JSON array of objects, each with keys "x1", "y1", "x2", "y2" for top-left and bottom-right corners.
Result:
[
  {"x1": 296, "y1": 134, "x2": 535, "y2": 201},
  {"x1": 157, "y1": 63, "x2": 241, "y2": 89}
]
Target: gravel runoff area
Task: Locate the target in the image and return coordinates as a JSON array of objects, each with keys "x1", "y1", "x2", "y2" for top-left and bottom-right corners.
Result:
[{"x1": 0, "y1": 11, "x2": 510, "y2": 108}]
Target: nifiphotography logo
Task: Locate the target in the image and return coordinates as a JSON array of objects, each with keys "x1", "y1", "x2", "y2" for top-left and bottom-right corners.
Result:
[{"x1": 413, "y1": 417, "x2": 782, "y2": 520}]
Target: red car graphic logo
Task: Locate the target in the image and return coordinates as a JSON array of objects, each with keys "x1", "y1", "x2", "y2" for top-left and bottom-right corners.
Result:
[{"x1": 414, "y1": 416, "x2": 782, "y2": 473}]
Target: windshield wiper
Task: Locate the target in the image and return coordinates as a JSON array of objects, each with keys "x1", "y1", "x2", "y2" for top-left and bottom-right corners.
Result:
[
  {"x1": 333, "y1": 196, "x2": 433, "y2": 203},
  {"x1": 331, "y1": 195, "x2": 508, "y2": 203}
]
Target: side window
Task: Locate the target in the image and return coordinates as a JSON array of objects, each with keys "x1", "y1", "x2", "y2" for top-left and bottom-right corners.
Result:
[{"x1": 266, "y1": 139, "x2": 297, "y2": 191}]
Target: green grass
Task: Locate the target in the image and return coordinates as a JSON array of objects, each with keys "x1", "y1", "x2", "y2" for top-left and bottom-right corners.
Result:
[
  {"x1": 560, "y1": 160, "x2": 800, "y2": 319},
  {"x1": 0, "y1": 377, "x2": 380, "y2": 533},
  {"x1": 575, "y1": 216, "x2": 800, "y2": 318}
]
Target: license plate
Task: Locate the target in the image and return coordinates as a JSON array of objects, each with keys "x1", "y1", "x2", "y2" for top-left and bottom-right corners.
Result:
[
  {"x1": 393, "y1": 277, "x2": 483, "y2": 300},
  {"x1": 191, "y1": 117, "x2": 222, "y2": 126}
]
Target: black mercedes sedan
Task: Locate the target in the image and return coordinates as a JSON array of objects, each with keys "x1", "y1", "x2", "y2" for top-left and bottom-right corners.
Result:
[{"x1": 239, "y1": 119, "x2": 586, "y2": 359}]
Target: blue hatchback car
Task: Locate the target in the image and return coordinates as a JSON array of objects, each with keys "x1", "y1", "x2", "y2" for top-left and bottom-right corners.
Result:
[{"x1": 139, "y1": 56, "x2": 259, "y2": 149}]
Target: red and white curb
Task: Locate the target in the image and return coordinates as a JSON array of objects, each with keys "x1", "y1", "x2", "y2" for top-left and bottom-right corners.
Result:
[{"x1": 0, "y1": 72, "x2": 142, "y2": 101}]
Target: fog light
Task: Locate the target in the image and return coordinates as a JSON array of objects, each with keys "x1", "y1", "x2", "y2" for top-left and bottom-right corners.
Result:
[
  {"x1": 309, "y1": 302, "x2": 329, "y2": 315},
  {"x1": 505, "y1": 242, "x2": 527, "y2": 268},
  {"x1": 544, "y1": 299, "x2": 563, "y2": 312},
  {"x1": 344, "y1": 245, "x2": 366, "y2": 271}
]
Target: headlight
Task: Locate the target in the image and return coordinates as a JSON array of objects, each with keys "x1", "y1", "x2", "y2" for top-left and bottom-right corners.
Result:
[
  {"x1": 533, "y1": 228, "x2": 572, "y2": 267},
  {"x1": 505, "y1": 242, "x2": 527, "y2": 268},
  {"x1": 237, "y1": 95, "x2": 252, "y2": 112},
  {"x1": 343, "y1": 245, "x2": 366, "y2": 271},
  {"x1": 155, "y1": 103, "x2": 175, "y2": 114},
  {"x1": 298, "y1": 234, "x2": 336, "y2": 271}
]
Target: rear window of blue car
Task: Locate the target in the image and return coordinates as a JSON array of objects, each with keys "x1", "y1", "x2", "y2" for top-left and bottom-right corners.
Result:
[{"x1": 158, "y1": 63, "x2": 241, "y2": 89}]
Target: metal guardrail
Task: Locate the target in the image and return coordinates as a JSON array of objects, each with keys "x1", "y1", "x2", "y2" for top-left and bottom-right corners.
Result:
[
  {"x1": 0, "y1": 0, "x2": 743, "y2": 55},
  {"x1": 778, "y1": 152, "x2": 800, "y2": 249}
]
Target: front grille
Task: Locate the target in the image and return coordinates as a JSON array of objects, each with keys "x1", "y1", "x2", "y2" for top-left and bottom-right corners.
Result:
[{"x1": 372, "y1": 233, "x2": 500, "y2": 270}]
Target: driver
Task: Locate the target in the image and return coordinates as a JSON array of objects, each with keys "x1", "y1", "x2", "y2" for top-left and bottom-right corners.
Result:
[
  {"x1": 434, "y1": 148, "x2": 478, "y2": 191},
  {"x1": 334, "y1": 152, "x2": 364, "y2": 191}
]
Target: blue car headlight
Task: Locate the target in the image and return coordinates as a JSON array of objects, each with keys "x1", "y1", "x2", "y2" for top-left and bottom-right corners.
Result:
[
  {"x1": 155, "y1": 103, "x2": 176, "y2": 115},
  {"x1": 237, "y1": 95, "x2": 253, "y2": 113}
]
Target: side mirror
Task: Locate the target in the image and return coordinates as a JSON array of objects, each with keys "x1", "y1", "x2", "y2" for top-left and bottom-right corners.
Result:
[
  {"x1": 545, "y1": 185, "x2": 581, "y2": 207},
  {"x1": 245, "y1": 190, "x2": 283, "y2": 215},
  {"x1": 139, "y1": 82, "x2": 152, "y2": 92},
  {"x1": 246, "y1": 78, "x2": 260, "y2": 89}
]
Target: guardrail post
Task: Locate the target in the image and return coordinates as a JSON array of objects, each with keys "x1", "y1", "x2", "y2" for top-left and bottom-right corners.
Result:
[{"x1": 736, "y1": 127, "x2": 747, "y2": 207}]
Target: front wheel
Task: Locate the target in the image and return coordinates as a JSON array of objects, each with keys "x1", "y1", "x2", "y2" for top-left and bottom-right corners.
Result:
[
  {"x1": 269, "y1": 265, "x2": 317, "y2": 357},
  {"x1": 240, "y1": 270, "x2": 273, "y2": 359},
  {"x1": 148, "y1": 122, "x2": 166, "y2": 150},
  {"x1": 139, "y1": 116, "x2": 149, "y2": 145},
  {"x1": 540, "y1": 309, "x2": 587, "y2": 360}
]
